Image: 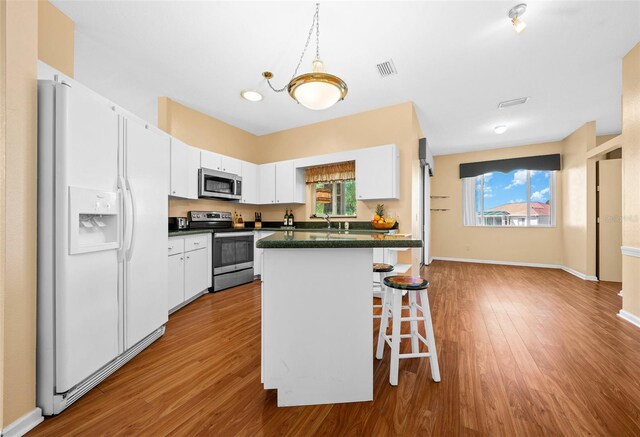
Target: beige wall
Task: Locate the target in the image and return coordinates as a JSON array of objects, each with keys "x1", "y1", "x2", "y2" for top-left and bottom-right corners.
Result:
[
  {"x1": 37, "y1": 0, "x2": 74, "y2": 77},
  {"x1": 622, "y1": 43, "x2": 640, "y2": 316},
  {"x1": 561, "y1": 122, "x2": 597, "y2": 276},
  {"x1": 2, "y1": 0, "x2": 39, "y2": 427},
  {"x1": 430, "y1": 141, "x2": 565, "y2": 265}
]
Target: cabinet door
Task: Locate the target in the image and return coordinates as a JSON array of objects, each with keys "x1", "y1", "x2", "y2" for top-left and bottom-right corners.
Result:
[
  {"x1": 258, "y1": 163, "x2": 276, "y2": 204},
  {"x1": 185, "y1": 247, "x2": 209, "y2": 300},
  {"x1": 170, "y1": 139, "x2": 200, "y2": 199},
  {"x1": 355, "y1": 145, "x2": 399, "y2": 200},
  {"x1": 201, "y1": 150, "x2": 222, "y2": 171},
  {"x1": 241, "y1": 161, "x2": 258, "y2": 204},
  {"x1": 221, "y1": 156, "x2": 242, "y2": 175},
  {"x1": 275, "y1": 160, "x2": 294, "y2": 204},
  {"x1": 168, "y1": 253, "x2": 185, "y2": 310}
]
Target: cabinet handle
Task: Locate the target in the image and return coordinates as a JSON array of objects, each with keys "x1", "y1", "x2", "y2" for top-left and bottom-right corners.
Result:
[
  {"x1": 172, "y1": 190, "x2": 176, "y2": 194},
  {"x1": 187, "y1": 256, "x2": 190, "y2": 259},
  {"x1": 169, "y1": 246, "x2": 173, "y2": 250},
  {"x1": 194, "y1": 242, "x2": 200, "y2": 245},
  {"x1": 180, "y1": 257, "x2": 183, "y2": 260}
]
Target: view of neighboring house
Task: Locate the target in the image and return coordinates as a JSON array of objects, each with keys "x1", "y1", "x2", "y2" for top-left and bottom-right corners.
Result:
[{"x1": 484, "y1": 201, "x2": 551, "y2": 226}]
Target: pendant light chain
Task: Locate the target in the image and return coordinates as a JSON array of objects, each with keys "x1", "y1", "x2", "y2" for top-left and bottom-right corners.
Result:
[{"x1": 265, "y1": 3, "x2": 321, "y2": 93}]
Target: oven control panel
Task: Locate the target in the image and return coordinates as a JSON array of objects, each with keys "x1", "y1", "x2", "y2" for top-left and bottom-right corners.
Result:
[{"x1": 188, "y1": 211, "x2": 232, "y2": 222}]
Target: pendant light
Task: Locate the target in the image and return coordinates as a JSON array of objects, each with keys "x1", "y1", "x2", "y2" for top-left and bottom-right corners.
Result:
[{"x1": 262, "y1": 3, "x2": 348, "y2": 110}]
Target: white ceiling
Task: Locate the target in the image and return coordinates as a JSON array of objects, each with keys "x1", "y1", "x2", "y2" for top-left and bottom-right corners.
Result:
[{"x1": 52, "y1": 1, "x2": 640, "y2": 155}]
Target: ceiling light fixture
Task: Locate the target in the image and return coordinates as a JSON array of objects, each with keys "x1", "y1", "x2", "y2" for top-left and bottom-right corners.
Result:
[
  {"x1": 240, "y1": 89, "x2": 263, "y2": 102},
  {"x1": 262, "y1": 3, "x2": 348, "y2": 110},
  {"x1": 494, "y1": 125, "x2": 508, "y2": 134},
  {"x1": 508, "y1": 3, "x2": 527, "y2": 33}
]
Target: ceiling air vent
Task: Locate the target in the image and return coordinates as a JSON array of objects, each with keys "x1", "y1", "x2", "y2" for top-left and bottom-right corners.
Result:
[
  {"x1": 498, "y1": 97, "x2": 529, "y2": 109},
  {"x1": 376, "y1": 59, "x2": 397, "y2": 77}
]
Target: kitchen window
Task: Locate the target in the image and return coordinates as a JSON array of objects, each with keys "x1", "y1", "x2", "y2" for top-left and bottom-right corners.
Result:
[
  {"x1": 463, "y1": 169, "x2": 556, "y2": 227},
  {"x1": 313, "y1": 181, "x2": 357, "y2": 217},
  {"x1": 306, "y1": 161, "x2": 357, "y2": 217}
]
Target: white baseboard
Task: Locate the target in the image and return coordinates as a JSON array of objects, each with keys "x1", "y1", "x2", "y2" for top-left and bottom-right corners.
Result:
[
  {"x1": 2, "y1": 408, "x2": 43, "y2": 437},
  {"x1": 431, "y1": 256, "x2": 560, "y2": 270},
  {"x1": 431, "y1": 256, "x2": 599, "y2": 281},
  {"x1": 560, "y1": 266, "x2": 598, "y2": 281},
  {"x1": 618, "y1": 310, "x2": 640, "y2": 329}
]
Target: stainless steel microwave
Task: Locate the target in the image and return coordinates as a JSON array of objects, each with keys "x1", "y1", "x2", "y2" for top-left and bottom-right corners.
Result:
[{"x1": 198, "y1": 168, "x2": 242, "y2": 200}]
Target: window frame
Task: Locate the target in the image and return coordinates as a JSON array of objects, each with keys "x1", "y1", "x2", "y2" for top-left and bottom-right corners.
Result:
[
  {"x1": 311, "y1": 180, "x2": 357, "y2": 218},
  {"x1": 470, "y1": 170, "x2": 556, "y2": 228}
]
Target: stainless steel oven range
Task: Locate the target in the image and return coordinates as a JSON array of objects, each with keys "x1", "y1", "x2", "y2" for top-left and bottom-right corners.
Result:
[{"x1": 188, "y1": 211, "x2": 254, "y2": 292}]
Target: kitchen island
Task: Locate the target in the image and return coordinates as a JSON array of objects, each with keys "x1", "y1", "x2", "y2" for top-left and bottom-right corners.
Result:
[{"x1": 257, "y1": 231, "x2": 422, "y2": 407}]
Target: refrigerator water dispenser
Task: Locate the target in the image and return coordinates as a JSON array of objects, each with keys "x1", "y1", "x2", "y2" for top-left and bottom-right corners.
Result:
[{"x1": 69, "y1": 186, "x2": 120, "y2": 254}]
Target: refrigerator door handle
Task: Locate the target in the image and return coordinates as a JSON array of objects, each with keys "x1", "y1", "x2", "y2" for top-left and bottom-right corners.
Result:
[
  {"x1": 117, "y1": 175, "x2": 128, "y2": 262},
  {"x1": 125, "y1": 179, "x2": 136, "y2": 261}
]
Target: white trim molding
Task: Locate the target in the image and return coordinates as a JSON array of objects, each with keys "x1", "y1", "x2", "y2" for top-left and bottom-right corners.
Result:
[
  {"x1": 560, "y1": 266, "x2": 598, "y2": 281},
  {"x1": 621, "y1": 246, "x2": 640, "y2": 258},
  {"x1": 618, "y1": 310, "x2": 640, "y2": 329},
  {"x1": 1, "y1": 408, "x2": 43, "y2": 437},
  {"x1": 431, "y1": 257, "x2": 559, "y2": 269},
  {"x1": 430, "y1": 257, "x2": 598, "y2": 281}
]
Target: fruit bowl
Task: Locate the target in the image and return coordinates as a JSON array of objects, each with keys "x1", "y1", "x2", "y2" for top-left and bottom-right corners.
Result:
[{"x1": 371, "y1": 218, "x2": 396, "y2": 230}]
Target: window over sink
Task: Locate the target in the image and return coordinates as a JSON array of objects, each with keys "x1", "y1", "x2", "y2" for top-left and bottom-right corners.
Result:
[{"x1": 313, "y1": 181, "x2": 357, "y2": 217}]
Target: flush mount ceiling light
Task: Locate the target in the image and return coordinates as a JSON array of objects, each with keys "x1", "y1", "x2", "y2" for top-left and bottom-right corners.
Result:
[
  {"x1": 240, "y1": 89, "x2": 263, "y2": 102},
  {"x1": 262, "y1": 3, "x2": 348, "y2": 110},
  {"x1": 494, "y1": 125, "x2": 508, "y2": 134},
  {"x1": 508, "y1": 3, "x2": 527, "y2": 33}
]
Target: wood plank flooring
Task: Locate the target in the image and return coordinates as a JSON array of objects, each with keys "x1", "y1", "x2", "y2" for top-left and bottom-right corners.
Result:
[{"x1": 29, "y1": 261, "x2": 640, "y2": 436}]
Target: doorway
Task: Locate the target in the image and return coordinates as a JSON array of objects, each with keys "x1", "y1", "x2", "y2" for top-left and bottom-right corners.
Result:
[{"x1": 596, "y1": 152, "x2": 622, "y2": 282}]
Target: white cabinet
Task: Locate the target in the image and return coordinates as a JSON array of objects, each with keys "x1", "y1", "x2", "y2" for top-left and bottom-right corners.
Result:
[
  {"x1": 168, "y1": 253, "x2": 185, "y2": 309},
  {"x1": 185, "y1": 248, "x2": 209, "y2": 300},
  {"x1": 167, "y1": 233, "x2": 212, "y2": 313},
  {"x1": 258, "y1": 160, "x2": 305, "y2": 205},
  {"x1": 201, "y1": 150, "x2": 242, "y2": 175},
  {"x1": 241, "y1": 161, "x2": 258, "y2": 204},
  {"x1": 201, "y1": 150, "x2": 222, "y2": 171},
  {"x1": 258, "y1": 163, "x2": 276, "y2": 204},
  {"x1": 254, "y1": 231, "x2": 275, "y2": 277},
  {"x1": 170, "y1": 138, "x2": 200, "y2": 199},
  {"x1": 355, "y1": 145, "x2": 400, "y2": 200}
]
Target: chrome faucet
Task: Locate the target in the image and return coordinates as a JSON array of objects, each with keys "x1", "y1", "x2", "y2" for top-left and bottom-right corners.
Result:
[
  {"x1": 323, "y1": 213, "x2": 331, "y2": 229},
  {"x1": 312, "y1": 213, "x2": 332, "y2": 229}
]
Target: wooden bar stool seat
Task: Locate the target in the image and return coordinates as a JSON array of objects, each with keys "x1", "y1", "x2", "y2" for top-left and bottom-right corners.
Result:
[
  {"x1": 376, "y1": 275, "x2": 441, "y2": 386},
  {"x1": 372, "y1": 263, "x2": 394, "y2": 319}
]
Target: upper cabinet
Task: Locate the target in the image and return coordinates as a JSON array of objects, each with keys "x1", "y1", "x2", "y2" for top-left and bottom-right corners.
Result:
[
  {"x1": 201, "y1": 150, "x2": 242, "y2": 175},
  {"x1": 275, "y1": 160, "x2": 305, "y2": 204},
  {"x1": 355, "y1": 145, "x2": 400, "y2": 200},
  {"x1": 258, "y1": 161, "x2": 305, "y2": 204},
  {"x1": 241, "y1": 162, "x2": 258, "y2": 204},
  {"x1": 170, "y1": 138, "x2": 200, "y2": 199},
  {"x1": 258, "y1": 163, "x2": 276, "y2": 204}
]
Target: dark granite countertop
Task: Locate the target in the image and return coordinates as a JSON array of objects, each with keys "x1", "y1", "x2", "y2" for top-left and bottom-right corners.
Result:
[
  {"x1": 256, "y1": 231, "x2": 422, "y2": 249},
  {"x1": 169, "y1": 225, "x2": 395, "y2": 238}
]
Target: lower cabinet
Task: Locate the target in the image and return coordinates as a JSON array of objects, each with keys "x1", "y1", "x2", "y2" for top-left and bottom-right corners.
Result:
[
  {"x1": 253, "y1": 231, "x2": 275, "y2": 277},
  {"x1": 168, "y1": 233, "x2": 212, "y2": 313},
  {"x1": 185, "y1": 247, "x2": 209, "y2": 300}
]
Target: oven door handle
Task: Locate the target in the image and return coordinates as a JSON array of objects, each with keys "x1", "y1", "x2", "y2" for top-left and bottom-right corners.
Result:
[{"x1": 215, "y1": 232, "x2": 255, "y2": 238}]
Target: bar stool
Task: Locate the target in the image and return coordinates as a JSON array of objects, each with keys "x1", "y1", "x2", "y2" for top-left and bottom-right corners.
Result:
[
  {"x1": 376, "y1": 275, "x2": 440, "y2": 386},
  {"x1": 373, "y1": 263, "x2": 394, "y2": 319}
]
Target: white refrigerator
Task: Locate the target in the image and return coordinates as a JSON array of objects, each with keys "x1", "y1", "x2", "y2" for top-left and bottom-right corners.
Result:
[{"x1": 37, "y1": 79, "x2": 169, "y2": 415}]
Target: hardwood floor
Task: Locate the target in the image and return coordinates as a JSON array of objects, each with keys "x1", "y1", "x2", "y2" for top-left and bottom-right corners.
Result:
[{"x1": 30, "y1": 261, "x2": 640, "y2": 436}]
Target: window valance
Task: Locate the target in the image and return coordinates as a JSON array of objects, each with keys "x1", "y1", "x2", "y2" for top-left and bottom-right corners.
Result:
[
  {"x1": 305, "y1": 161, "x2": 356, "y2": 184},
  {"x1": 459, "y1": 154, "x2": 561, "y2": 179}
]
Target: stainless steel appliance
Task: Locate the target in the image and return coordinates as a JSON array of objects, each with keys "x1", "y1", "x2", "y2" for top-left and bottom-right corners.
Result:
[
  {"x1": 198, "y1": 168, "x2": 242, "y2": 200},
  {"x1": 168, "y1": 217, "x2": 189, "y2": 230},
  {"x1": 188, "y1": 211, "x2": 254, "y2": 291}
]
